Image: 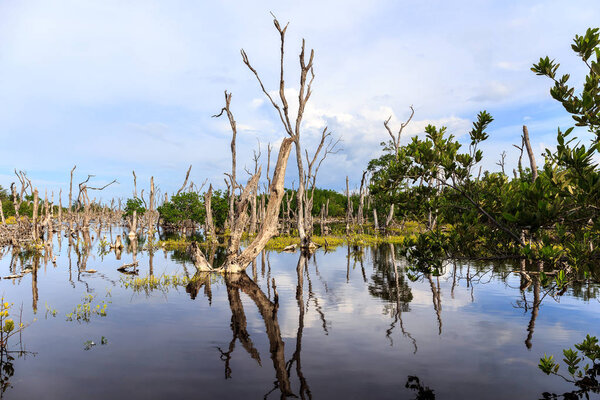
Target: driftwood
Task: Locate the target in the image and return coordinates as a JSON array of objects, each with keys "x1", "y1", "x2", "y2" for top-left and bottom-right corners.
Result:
[{"x1": 117, "y1": 261, "x2": 138, "y2": 272}]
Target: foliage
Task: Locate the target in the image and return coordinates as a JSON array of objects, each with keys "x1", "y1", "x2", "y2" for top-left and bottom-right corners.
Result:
[
  {"x1": 0, "y1": 298, "x2": 27, "y2": 349},
  {"x1": 121, "y1": 274, "x2": 192, "y2": 294},
  {"x1": 539, "y1": 335, "x2": 600, "y2": 398},
  {"x1": 283, "y1": 188, "x2": 349, "y2": 218},
  {"x1": 65, "y1": 294, "x2": 109, "y2": 323},
  {"x1": 123, "y1": 197, "x2": 146, "y2": 217},
  {"x1": 157, "y1": 190, "x2": 228, "y2": 229},
  {"x1": 532, "y1": 27, "x2": 600, "y2": 141},
  {"x1": 363, "y1": 27, "x2": 600, "y2": 285},
  {"x1": 210, "y1": 189, "x2": 229, "y2": 228},
  {"x1": 263, "y1": 234, "x2": 410, "y2": 251},
  {"x1": 158, "y1": 192, "x2": 204, "y2": 225}
]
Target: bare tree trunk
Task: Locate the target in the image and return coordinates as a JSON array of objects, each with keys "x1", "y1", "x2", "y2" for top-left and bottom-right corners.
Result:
[
  {"x1": 204, "y1": 184, "x2": 217, "y2": 244},
  {"x1": 58, "y1": 189, "x2": 62, "y2": 229},
  {"x1": 149, "y1": 176, "x2": 155, "y2": 234},
  {"x1": 285, "y1": 191, "x2": 292, "y2": 235},
  {"x1": 249, "y1": 190, "x2": 257, "y2": 235},
  {"x1": 295, "y1": 142, "x2": 309, "y2": 247},
  {"x1": 373, "y1": 208, "x2": 379, "y2": 231},
  {"x1": 68, "y1": 165, "x2": 76, "y2": 232},
  {"x1": 43, "y1": 190, "x2": 49, "y2": 238},
  {"x1": 345, "y1": 176, "x2": 351, "y2": 235},
  {"x1": 522, "y1": 125, "x2": 538, "y2": 182},
  {"x1": 132, "y1": 170, "x2": 137, "y2": 198},
  {"x1": 320, "y1": 204, "x2": 324, "y2": 236},
  {"x1": 225, "y1": 169, "x2": 261, "y2": 258},
  {"x1": 259, "y1": 194, "x2": 266, "y2": 231},
  {"x1": 32, "y1": 188, "x2": 39, "y2": 241},
  {"x1": 385, "y1": 204, "x2": 394, "y2": 229},
  {"x1": 129, "y1": 210, "x2": 137, "y2": 239},
  {"x1": 11, "y1": 184, "x2": 20, "y2": 219},
  {"x1": 357, "y1": 170, "x2": 367, "y2": 225},
  {"x1": 220, "y1": 138, "x2": 294, "y2": 273},
  {"x1": 0, "y1": 197, "x2": 5, "y2": 224}
]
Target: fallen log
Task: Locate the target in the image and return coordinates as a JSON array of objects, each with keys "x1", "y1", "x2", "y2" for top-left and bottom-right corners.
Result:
[{"x1": 117, "y1": 261, "x2": 138, "y2": 272}]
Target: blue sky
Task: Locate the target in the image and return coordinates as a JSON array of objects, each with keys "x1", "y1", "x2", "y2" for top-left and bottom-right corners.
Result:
[{"x1": 0, "y1": 1, "x2": 599, "y2": 202}]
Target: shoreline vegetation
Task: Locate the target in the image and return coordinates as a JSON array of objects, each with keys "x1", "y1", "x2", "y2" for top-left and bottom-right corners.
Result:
[{"x1": 0, "y1": 23, "x2": 598, "y2": 285}]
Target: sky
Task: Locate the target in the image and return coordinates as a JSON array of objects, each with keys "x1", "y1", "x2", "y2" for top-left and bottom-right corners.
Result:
[{"x1": 0, "y1": 0, "x2": 599, "y2": 203}]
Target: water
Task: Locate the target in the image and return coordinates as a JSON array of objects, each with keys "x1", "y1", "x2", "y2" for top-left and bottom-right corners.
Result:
[{"x1": 0, "y1": 232, "x2": 599, "y2": 399}]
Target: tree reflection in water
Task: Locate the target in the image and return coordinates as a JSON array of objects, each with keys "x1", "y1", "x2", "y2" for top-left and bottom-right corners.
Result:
[
  {"x1": 187, "y1": 254, "x2": 315, "y2": 399},
  {"x1": 368, "y1": 244, "x2": 417, "y2": 352}
]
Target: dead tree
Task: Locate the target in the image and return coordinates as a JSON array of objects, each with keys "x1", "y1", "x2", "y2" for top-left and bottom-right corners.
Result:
[
  {"x1": 303, "y1": 128, "x2": 340, "y2": 240},
  {"x1": 0, "y1": 197, "x2": 5, "y2": 224},
  {"x1": 186, "y1": 18, "x2": 317, "y2": 273},
  {"x1": 242, "y1": 15, "x2": 329, "y2": 251},
  {"x1": 204, "y1": 184, "x2": 218, "y2": 244},
  {"x1": 57, "y1": 189, "x2": 63, "y2": 228},
  {"x1": 148, "y1": 176, "x2": 156, "y2": 234},
  {"x1": 32, "y1": 189, "x2": 39, "y2": 241},
  {"x1": 248, "y1": 141, "x2": 261, "y2": 235},
  {"x1": 176, "y1": 165, "x2": 192, "y2": 196},
  {"x1": 345, "y1": 176, "x2": 352, "y2": 235},
  {"x1": 76, "y1": 175, "x2": 117, "y2": 234},
  {"x1": 11, "y1": 170, "x2": 32, "y2": 219},
  {"x1": 68, "y1": 165, "x2": 76, "y2": 232},
  {"x1": 522, "y1": 125, "x2": 538, "y2": 182},
  {"x1": 219, "y1": 137, "x2": 294, "y2": 273},
  {"x1": 213, "y1": 91, "x2": 238, "y2": 231},
  {"x1": 357, "y1": 170, "x2": 368, "y2": 226},
  {"x1": 384, "y1": 106, "x2": 414, "y2": 159}
]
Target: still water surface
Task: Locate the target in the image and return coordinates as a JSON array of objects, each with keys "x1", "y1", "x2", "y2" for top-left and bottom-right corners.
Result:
[{"x1": 0, "y1": 233, "x2": 599, "y2": 399}]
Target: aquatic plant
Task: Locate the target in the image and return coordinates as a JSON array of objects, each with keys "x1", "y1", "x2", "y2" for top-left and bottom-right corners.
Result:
[
  {"x1": 263, "y1": 234, "x2": 409, "y2": 251},
  {"x1": 83, "y1": 336, "x2": 108, "y2": 351},
  {"x1": 0, "y1": 298, "x2": 27, "y2": 349},
  {"x1": 120, "y1": 273, "x2": 193, "y2": 294},
  {"x1": 44, "y1": 302, "x2": 57, "y2": 318},
  {"x1": 65, "y1": 294, "x2": 109, "y2": 322}
]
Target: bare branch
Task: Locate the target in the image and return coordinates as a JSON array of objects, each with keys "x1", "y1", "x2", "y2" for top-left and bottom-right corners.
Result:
[
  {"x1": 384, "y1": 105, "x2": 414, "y2": 158},
  {"x1": 132, "y1": 170, "x2": 137, "y2": 198},
  {"x1": 87, "y1": 179, "x2": 117, "y2": 191},
  {"x1": 266, "y1": 142, "x2": 273, "y2": 188},
  {"x1": 176, "y1": 165, "x2": 193, "y2": 195},
  {"x1": 241, "y1": 49, "x2": 292, "y2": 136}
]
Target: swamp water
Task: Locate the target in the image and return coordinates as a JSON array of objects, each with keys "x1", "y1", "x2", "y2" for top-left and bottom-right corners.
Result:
[{"x1": 0, "y1": 232, "x2": 599, "y2": 399}]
